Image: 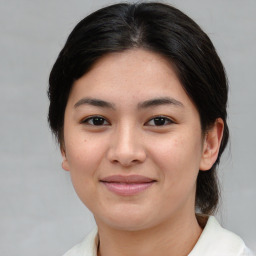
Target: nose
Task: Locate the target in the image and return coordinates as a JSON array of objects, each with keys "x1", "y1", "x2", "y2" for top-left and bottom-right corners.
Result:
[{"x1": 107, "y1": 123, "x2": 146, "y2": 167}]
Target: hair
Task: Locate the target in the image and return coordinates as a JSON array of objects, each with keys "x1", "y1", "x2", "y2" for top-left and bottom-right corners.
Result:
[{"x1": 48, "y1": 2, "x2": 229, "y2": 215}]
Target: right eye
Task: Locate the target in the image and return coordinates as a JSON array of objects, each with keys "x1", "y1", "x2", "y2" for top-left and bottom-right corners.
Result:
[{"x1": 81, "y1": 116, "x2": 110, "y2": 126}]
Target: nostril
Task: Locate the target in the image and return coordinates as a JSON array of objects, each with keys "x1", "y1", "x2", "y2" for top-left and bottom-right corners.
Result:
[{"x1": 106, "y1": 137, "x2": 147, "y2": 166}]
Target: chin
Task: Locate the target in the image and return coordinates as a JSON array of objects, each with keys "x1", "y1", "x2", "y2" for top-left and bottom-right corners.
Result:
[
  {"x1": 95, "y1": 206, "x2": 157, "y2": 231},
  {"x1": 102, "y1": 218, "x2": 152, "y2": 232}
]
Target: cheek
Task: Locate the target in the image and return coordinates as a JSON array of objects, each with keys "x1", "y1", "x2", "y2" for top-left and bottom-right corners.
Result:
[
  {"x1": 64, "y1": 135, "x2": 107, "y2": 205},
  {"x1": 64, "y1": 132, "x2": 107, "y2": 182},
  {"x1": 148, "y1": 132, "x2": 202, "y2": 182}
]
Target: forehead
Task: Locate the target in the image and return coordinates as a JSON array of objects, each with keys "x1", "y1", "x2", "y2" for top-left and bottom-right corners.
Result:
[{"x1": 68, "y1": 49, "x2": 193, "y2": 110}]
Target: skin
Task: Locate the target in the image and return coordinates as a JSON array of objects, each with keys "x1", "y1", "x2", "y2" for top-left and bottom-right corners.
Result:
[{"x1": 61, "y1": 49, "x2": 224, "y2": 256}]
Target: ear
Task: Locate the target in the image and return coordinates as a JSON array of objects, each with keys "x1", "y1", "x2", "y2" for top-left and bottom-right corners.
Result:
[
  {"x1": 200, "y1": 118, "x2": 224, "y2": 171},
  {"x1": 61, "y1": 145, "x2": 70, "y2": 172}
]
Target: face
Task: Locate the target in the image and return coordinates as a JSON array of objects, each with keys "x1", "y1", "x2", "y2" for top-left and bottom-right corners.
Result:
[{"x1": 62, "y1": 49, "x2": 217, "y2": 231}]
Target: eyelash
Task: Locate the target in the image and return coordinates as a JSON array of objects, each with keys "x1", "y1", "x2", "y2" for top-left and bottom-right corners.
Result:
[
  {"x1": 81, "y1": 116, "x2": 110, "y2": 126},
  {"x1": 145, "y1": 116, "x2": 174, "y2": 126},
  {"x1": 81, "y1": 115, "x2": 174, "y2": 127}
]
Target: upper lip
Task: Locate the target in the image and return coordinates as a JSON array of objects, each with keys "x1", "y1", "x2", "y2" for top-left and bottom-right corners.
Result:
[{"x1": 100, "y1": 175, "x2": 156, "y2": 183}]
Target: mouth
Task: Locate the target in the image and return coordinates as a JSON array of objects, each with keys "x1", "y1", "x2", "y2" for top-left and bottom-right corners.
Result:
[{"x1": 100, "y1": 175, "x2": 157, "y2": 196}]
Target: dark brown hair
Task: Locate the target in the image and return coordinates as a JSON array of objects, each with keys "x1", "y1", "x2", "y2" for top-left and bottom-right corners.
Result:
[{"x1": 48, "y1": 2, "x2": 229, "y2": 214}]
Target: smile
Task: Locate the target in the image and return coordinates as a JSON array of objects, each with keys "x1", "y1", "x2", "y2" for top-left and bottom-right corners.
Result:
[{"x1": 100, "y1": 175, "x2": 156, "y2": 196}]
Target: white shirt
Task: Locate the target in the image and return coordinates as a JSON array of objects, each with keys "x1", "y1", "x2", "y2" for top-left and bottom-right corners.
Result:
[{"x1": 63, "y1": 216, "x2": 254, "y2": 256}]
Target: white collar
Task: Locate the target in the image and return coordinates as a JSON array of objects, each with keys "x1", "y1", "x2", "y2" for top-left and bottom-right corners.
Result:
[
  {"x1": 64, "y1": 216, "x2": 250, "y2": 256},
  {"x1": 189, "y1": 216, "x2": 247, "y2": 256}
]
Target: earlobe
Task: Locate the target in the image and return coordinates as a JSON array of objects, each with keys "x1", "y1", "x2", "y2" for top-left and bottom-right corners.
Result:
[
  {"x1": 199, "y1": 118, "x2": 224, "y2": 171},
  {"x1": 61, "y1": 146, "x2": 70, "y2": 172}
]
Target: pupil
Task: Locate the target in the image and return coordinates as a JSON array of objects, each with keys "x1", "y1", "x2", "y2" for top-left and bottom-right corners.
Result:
[
  {"x1": 154, "y1": 117, "x2": 165, "y2": 126},
  {"x1": 93, "y1": 117, "x2": 104, "y2": 125}
]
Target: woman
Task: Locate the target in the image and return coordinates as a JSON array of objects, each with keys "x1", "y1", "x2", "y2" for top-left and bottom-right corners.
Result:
[{"x1": 48, "y1": 2, "x2": 254, "y2": 256}]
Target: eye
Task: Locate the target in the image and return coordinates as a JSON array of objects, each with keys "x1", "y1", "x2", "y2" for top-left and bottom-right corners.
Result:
[
  {"x1": 81, "y1": 116, "x2": 110, "y2": 126},
  {"x1": 145, "y1": 116, "x2": 174, "y2": 126}
]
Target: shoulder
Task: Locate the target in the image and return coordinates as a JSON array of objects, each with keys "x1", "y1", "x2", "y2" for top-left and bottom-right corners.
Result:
[
  {"x1": 62, "y1": 228, "x2": 98, "y2": 256},
  {"x1": 189, "y1": 216, "x2": 255, "y2": 256}
]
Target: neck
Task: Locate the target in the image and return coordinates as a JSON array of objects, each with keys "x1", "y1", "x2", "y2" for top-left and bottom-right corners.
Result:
[{"x1": 96, "y1": 212, "x2": 203, "y2": 256}]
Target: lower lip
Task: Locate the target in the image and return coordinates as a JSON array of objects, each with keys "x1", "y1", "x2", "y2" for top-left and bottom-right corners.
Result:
[{"x1": 101, "y1": 182, "x2": 155, "y2": 196}]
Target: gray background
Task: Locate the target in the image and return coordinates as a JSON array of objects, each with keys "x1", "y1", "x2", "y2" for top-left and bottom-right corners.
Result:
[{"x1": 0, "y1": 0, "x2": 255, "y2": 255}]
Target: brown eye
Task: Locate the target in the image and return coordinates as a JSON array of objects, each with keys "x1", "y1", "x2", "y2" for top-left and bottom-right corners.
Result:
[
  {"x1": 82, "y1": 116, "x2": 110, "y2": 126},
  {"x1": 146, "y1": 116, "x2": 173, "y2": 126}
]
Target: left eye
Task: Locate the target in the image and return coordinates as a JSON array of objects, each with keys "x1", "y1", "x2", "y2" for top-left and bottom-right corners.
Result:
[
  {"x1": 145, "y1": 116, "x2": 173, "y2": 126},
  {"x1": 82, "y1": 116, "x2": 110, "y2": 126}
]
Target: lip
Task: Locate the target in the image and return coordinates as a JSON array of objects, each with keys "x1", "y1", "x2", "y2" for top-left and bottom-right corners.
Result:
[{"x1": 100, "y1": 175, "x2": 156, "y2": 196}]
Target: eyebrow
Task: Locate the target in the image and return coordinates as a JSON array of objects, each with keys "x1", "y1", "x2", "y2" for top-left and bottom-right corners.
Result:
[
  {"x1": 137, "y1": 97, "x2": 184, "y2": 109},
  {"x1": 74, "y1": 97, "x2": 183, "y2": 110},
  {"x1": 74, "y1": 98, "x2": 116, "y2": 109}
]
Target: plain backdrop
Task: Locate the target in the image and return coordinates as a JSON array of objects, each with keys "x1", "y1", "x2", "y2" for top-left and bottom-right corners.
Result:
[{"x1": 0, "y1": 0, "x2": 255, "y2": 255}]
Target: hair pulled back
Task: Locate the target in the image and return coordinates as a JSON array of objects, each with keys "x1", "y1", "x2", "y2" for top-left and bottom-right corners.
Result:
[{"x1": 48, "y1": 2, "x2": 229, "y2": 215}]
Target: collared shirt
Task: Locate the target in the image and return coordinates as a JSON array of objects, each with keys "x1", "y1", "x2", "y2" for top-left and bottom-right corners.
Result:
[{"x1": 63, "y1": 216, "x2": 255, "y2": 256}]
